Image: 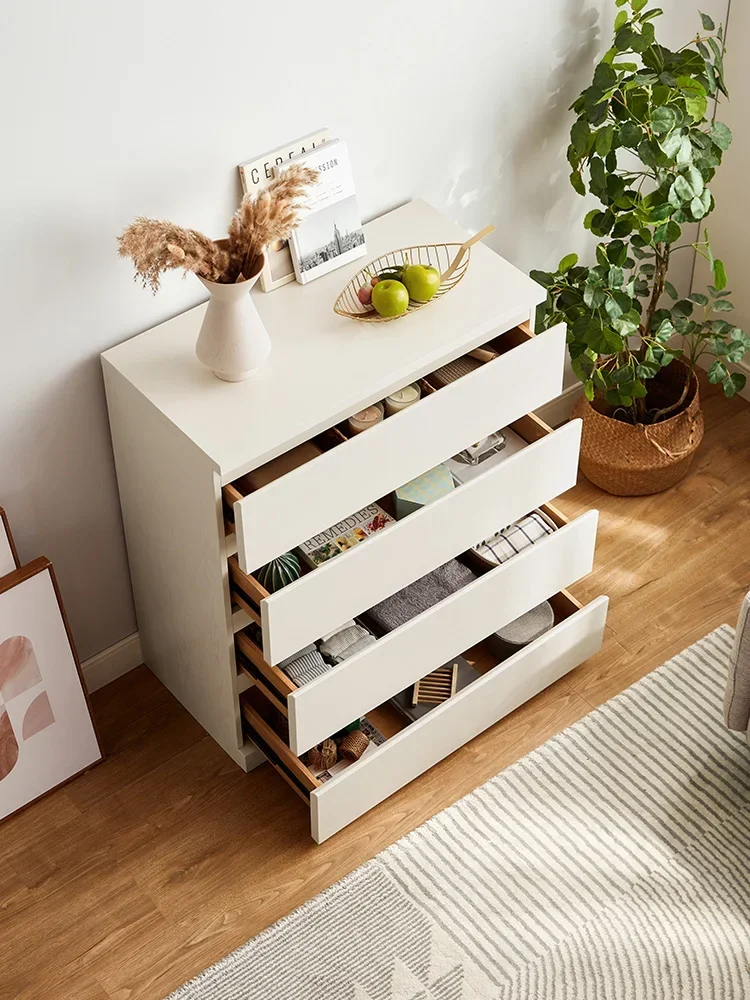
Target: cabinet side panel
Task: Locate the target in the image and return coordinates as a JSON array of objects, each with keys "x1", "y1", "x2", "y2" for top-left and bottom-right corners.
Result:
[{"x1": 102, "y1": 360, "x2": 257, "y2": 770}]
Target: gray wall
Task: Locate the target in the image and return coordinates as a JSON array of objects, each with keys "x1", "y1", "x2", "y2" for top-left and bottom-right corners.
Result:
[{"x1": 0, "y1": 0, "x2": 730, "y2": 659}]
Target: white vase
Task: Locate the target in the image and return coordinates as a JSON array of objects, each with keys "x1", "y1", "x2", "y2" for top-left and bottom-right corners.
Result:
[{"x1": 195, "y1": 259, "x2": 271, "y2": 382}]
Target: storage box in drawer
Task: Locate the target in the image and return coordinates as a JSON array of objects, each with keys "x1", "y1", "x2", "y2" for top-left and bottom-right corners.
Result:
[
  {"x1": 230, "y1": 414, "x2": 582, "y2": 666},
  {"x1": 241, "y1": 590, "x2": 609, "y2": 843},
  {"x1": 229, "y1": 323, "x2": 566, "y2": 573}
]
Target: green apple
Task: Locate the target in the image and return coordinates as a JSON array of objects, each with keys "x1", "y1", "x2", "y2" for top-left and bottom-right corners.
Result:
[
  {"x1": 371, "y1": 279, "x2": 409, "y2": 317},
  {"x1": 401, "y1": 263, "x2": 441, "y2": 302}
]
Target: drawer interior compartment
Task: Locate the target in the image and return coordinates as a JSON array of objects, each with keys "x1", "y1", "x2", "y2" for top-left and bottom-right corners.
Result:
[
  {"x1": 232, "y1": 497, "x2": 577, "y2": 703},
  {"x1": 241, "y1": 589, "x2": 609, "y2": 842},
  {"x1": 234, "y1": 502, "x2": 598, "y2": 754},
  {"x1": 223, "y1": 325, "x2": 533, "y2": 531},
  {"x1": 228, "y1": 408, "x2": 582, "y2": 666},
  {"x1": 224, "y1": 322, "x2": 567, "y2": 573}
]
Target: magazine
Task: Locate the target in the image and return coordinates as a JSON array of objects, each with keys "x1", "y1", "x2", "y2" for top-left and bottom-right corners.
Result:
[
  {"x1": 237, "y1": 127, "x2": 331, "y2": 291},
  {"x1": 296, "y1": 503, "x2": 394, "y2": 568},
  {"x1": 275, "y1": 139, "x2": 367, "y2": 284}
]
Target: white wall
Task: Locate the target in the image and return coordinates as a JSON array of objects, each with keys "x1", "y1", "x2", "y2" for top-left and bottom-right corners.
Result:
[
  {"x1": 694, "y1": 0, "x2": 750, "y2": 388},
  {"x1": 0, "y1": 0, "x2": 729, "y2": 660}
]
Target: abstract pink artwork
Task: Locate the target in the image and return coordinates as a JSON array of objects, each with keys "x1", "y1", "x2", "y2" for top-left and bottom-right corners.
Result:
[
  {"x1": 0, "y1": 637, "x2": 55, "y2": 780},
  {"x1": 0, "y1": 559, "x2": 101, "y2": 822}
]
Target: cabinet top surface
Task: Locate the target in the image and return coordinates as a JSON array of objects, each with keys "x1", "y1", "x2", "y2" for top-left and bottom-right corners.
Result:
[{"x1": 102, "y1": 199, "x2": 545, "y2": 480}]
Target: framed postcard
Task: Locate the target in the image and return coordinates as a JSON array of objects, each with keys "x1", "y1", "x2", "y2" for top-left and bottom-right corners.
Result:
[
  {"x1": 0, "y1": 557, "x2": 102, "y2": 823},
  {"x1": 0, "y1": 507, "x2": 20, "y2": 578},
  {"x1": 278, "y1": 139, "x2": 367, "y2": 285},
  {"x1": 238, "y1": 128, "x2": 332, "y2": 292}
]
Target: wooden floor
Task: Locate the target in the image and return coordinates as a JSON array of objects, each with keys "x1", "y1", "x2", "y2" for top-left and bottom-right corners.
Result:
[{"x1": 2, "y1": 377, "x2": 748, "y2": 1000}]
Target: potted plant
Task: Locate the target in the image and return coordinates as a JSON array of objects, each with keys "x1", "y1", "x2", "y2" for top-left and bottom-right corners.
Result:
[
  {"x1": 532, "y1": 0, "x2": 748, "y2": 495},
  {"x1": 117, "y1": 164, "x2": 318, "y2": 382}
]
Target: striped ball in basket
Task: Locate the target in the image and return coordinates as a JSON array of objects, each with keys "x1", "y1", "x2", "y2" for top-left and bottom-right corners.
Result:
[
  {"x1": 333, "y1": 226, "x2": 495, "y2": 323},
  {"x1": 256, "y1": 552, "x2": 301, "y2": 593}
]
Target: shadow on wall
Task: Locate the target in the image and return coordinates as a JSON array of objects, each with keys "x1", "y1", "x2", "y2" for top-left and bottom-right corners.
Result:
[{"x1": 442, "y1": 0, "x2": 604, "y2": 274}]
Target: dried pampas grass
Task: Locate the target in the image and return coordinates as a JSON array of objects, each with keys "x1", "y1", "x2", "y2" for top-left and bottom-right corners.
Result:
[
  {"x1": 228, "y1": 164, "x2": 320, "y2": 281},
  {"x1": 118, "y1": 163, "x2": 319, "y2": 293}
]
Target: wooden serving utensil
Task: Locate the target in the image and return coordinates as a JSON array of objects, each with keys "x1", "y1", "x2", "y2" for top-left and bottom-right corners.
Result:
[{"x1": 438, "y1": 224, "x2": 496, "y2": 283}]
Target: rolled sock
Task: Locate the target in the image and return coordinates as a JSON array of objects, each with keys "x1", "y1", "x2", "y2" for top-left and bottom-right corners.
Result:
[{"x1": 367, "y1": 558, "x2": 477, "y2": 633}]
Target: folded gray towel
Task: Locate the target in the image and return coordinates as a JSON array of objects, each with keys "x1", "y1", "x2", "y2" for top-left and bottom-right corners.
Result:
[
  {"x1": 319, "y1": 622, "x2": 376, "y2": 663},
  {"x1": 367, "y1": 558, "x2": 477, "y2": 634}
]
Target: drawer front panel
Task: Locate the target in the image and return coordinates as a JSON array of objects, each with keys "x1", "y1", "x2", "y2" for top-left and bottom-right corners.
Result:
[
  {"x1": 234, "y1": 324, "x2": 566, "y2": 573},
  {"x1": 288, "y1": 510, "x2": 599, "y2": 755},
  {"x1": 261, "y1": 418, "x2": 582, "y2": 665},
  {"x1": 310, "y1": 595, "x2": 609, "y2": 843}
]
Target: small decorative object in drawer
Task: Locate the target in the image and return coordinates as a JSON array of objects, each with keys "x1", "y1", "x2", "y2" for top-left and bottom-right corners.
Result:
[
  {"x1": 446, "y1": 427, "x2": 526, "y2": 485},
  {"x1": 393, "y1": 463, "x2": 455, "y2": 519},
  {"x1": 303, "y1": 717, "x2": 385, "y2": 782},
  {"x1": 347, "y1": 401, "x2": 384, "y2": 435},
  {"x1": 296, "y1": 503, "x2": 394, "y2": 568},
  {"x1": 413, "y1": 662, "x2": 458, "y2": 705},
  {"x1": 256, "y1": 552, "x2": 301, "y2": 593},
  {"x1": 472, "y1": 509, "x2": 558, "y2": 568},
  {"x1": 392, "y1": 655, "x2": 477, "y2": 722},
  {"x1": 384, "y1": 383, "x2": 421, "y2": 416},
  {"x1": 486, "y1": 601, "x2": 555, "y2": 661}
]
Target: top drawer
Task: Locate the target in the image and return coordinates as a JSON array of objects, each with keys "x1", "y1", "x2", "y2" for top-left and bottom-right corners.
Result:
[{"x1": 229, "y1": 323, "x2": 566, "y2": 573}]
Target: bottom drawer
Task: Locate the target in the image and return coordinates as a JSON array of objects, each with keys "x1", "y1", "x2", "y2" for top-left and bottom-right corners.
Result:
[{"x1": 241, "y1": 589, "x2": 609, "y2": 843}]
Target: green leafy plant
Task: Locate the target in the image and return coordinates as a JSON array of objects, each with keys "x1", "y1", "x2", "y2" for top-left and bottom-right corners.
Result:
[{"x1": 532, "y1": 0, "x2": 748, "y2": 423}]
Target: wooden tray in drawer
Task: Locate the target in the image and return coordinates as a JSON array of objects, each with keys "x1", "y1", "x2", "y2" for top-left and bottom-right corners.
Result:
[
  {"x1": 229, "y1": 410, "x2": 582, "y2": 666},
  {"x1": 226, "y1": 322, "x2": 566, "y2": 573},
  {"x1": 240, "y1": 589, "x2": 609, "y2": 843},
  {"x1": 235, "y1": 503, "x2": 599, "y2": 756}
]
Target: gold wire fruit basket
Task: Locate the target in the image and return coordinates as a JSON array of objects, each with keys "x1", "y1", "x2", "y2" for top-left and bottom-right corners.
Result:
[{"x1": 333, "y1": 225, "x2": 495, "y2": 323}]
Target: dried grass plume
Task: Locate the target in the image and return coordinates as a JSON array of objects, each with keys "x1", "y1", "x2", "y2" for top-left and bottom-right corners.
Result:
[{"x1": 118, "y1": 163, "x2": 319, "y2": 293}]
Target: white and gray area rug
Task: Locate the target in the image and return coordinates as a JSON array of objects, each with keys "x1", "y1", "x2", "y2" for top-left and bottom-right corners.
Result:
[{"x1": 169, "y1": 626, "x2": 750, "y2": 999}]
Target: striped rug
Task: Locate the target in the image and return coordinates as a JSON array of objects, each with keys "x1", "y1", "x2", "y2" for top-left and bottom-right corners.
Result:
[{"x1": 169, "y1": 626, "x2": 750, "y2": 999}]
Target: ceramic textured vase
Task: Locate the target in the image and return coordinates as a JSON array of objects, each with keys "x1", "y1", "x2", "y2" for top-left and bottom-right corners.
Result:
[
  {"x1": 256, "y1": 552, "x2": 301, "y2": 593},
  {"x1": 195, "y1": 253, "x2": 271, "y2": 382}
]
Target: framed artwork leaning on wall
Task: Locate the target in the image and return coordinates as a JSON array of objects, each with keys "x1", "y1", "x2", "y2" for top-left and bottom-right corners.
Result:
[
  {"x1": 0, "y1": 557, "x2": 103, "y2": 822},
  {"x1": 0, "y1": 507, "x2": 20, "y2": 578}
]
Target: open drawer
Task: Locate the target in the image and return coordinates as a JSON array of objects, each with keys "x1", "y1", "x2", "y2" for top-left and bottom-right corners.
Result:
[
  {"x1": 241, "y1": 589, "x2": 609, "y2": 843},
  {"x1": 224, "y1": 322, "x2": 566, "y2": 574},
  {"x1": 229, "y1": 410, "x2": 583, "y2": 666},
  {"x1": 236, "y1": 503, "x2": 599, "y2": 755}
]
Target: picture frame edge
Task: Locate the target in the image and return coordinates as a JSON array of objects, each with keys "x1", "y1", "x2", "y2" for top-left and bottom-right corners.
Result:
[
  {"x1": 0, "y1": 506, "x2": 21, "y2": 573},
  {"x1": 0, "y1": 556, "x2": 104, "y2": 826}
]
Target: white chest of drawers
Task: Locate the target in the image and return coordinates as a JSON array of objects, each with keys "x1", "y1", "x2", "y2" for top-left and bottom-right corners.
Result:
[{"x1": 102, "y1": 199, "x2": 608, "y2": 843}]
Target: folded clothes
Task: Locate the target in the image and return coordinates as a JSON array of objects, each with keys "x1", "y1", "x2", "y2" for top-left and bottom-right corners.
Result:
[
  {"x1": 279, "y1": 645, "x2": 331, "y2": 686},
  {"x1": 367, "y1": 558, "x2": 477, "y2": 634},
  {"x1": 319, "y1": 621, "x2": 376, "y2": 663},
  {"x1": 473, "y1": 510, "x2": 557, "y2": 567}
]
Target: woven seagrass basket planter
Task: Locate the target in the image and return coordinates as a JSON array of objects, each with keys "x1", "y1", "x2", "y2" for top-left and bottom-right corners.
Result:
[{"x1": 571, "y1": 361, "x2": 704, "y2": 496}]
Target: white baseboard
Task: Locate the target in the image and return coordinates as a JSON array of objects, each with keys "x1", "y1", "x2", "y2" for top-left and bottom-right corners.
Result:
[
  {"x1": 81, "y1": 631, "x2": 142, "y2": 693},
  {"x1": 537, "y1": 383, "x2": 583, "y2": 428}
]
